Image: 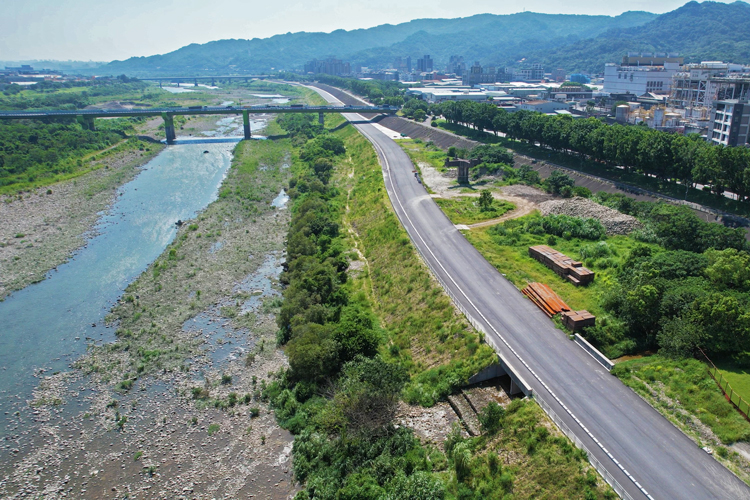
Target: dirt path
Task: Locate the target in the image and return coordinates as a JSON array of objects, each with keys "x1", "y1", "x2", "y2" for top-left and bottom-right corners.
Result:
[{"x1": 417, "y1": 161, "x2": 547, "y2": 229}]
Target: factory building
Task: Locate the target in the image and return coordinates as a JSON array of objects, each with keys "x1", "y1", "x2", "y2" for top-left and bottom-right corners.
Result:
[{"x1": 603, "y1": 53, "x2": 683, "y2": 95}]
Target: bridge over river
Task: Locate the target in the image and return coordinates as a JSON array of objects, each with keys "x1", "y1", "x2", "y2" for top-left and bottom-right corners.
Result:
[{"x1": 0, "y1": 104, "x2": 397, "y2": 143}]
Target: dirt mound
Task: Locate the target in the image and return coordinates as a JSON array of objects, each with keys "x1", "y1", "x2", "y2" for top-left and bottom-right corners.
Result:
[
  {"x1": 539, "y1": 197, "x2": 643, "y2": 235},
  {"x1": 500, "y1": 185, "x2": 553, "y2": 204}
]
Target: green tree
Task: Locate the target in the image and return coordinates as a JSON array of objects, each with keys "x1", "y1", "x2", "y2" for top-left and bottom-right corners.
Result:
[{"x1": 478, "y1": 190, "x2": 494, "y2": 212}]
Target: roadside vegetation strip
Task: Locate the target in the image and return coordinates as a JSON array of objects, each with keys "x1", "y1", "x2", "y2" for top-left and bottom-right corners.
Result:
[{"x1": 613, "y1": 357, "x2": 750, "y2": 480}]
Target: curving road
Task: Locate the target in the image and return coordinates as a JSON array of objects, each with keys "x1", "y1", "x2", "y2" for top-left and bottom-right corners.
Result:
[{"x1": 307, "y1": 84, "x2": 750, "y2": 500}]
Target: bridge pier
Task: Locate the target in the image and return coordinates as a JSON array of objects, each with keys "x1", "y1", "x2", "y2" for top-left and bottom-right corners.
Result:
[
  {"x1": 242, "y1": 110, "x2": 252, "y2": 140},
  {"x1": 162, "y1": 113, "x2": 176, "y2": 143},
  {"x1": 194, "y1": 79, "x2": 198, "y2": 87},
  {"x1": 76, "y1": 115, "x2": 95, "y2": 131},
  {"x1": 318, "y1": 112, "x2": 325, "y2": 126},
  {"x1": 211, "y1": 78, "x2": 215, "y2": 86},
  {"x1": 159, "y1": 80, "x2": 162, "y2": 88}
]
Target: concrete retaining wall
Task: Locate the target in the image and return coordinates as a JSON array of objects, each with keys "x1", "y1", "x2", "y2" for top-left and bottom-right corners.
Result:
[{"x1": 574, "y1": 334, "x2": 614, "y2": 371}]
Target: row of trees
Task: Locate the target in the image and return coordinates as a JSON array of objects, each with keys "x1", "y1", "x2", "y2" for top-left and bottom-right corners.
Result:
[{"x1": 430, "y1": 100, "x2": 750, "y2": 203}]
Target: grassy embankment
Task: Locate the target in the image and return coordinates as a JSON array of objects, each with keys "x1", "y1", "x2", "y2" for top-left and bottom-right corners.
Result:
[
  {"x1": 433, "y1": 119, "x2": 750, "y2": 218},
  {"x1": 334, "y1": 118, "x2": 496, "y2": 400},
  {"x1": 77, "y1": 137, "x2": 291, "y2": 390},
  {"x1": 266, "y1": 112, "x2": 615, "y2": 498}
]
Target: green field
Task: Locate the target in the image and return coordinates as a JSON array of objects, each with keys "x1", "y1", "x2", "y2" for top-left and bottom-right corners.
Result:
[{"x1": 435, "y1": 197, "x2": 514, "y2": 225}]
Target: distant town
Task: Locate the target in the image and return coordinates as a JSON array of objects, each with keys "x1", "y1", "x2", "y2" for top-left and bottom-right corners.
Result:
[{"x1": 299, "y1": 53, "x2": 750, "y2": 147}]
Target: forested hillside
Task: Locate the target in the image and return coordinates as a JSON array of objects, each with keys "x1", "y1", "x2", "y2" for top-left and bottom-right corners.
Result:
[
  {"x1": 520, "y1": 1, "x2": 750, "y2": 72},
  {"x1": 103, "y1": 11, "x2": 655, "y2": 75},
  {"x1": 101, "y1": 2, "x2": 750, "y2": 76}
]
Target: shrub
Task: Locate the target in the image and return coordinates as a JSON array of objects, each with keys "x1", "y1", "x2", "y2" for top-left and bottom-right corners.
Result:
[{"x1": 541, "y1": 215, "x2": 606, "y2": 240}]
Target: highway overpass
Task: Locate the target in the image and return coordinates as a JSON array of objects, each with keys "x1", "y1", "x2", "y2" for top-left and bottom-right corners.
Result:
[
  {"x1": 308, "y1": 83, "x2": 750, "y2": 500},
  {"x1": 0, "y1": 105, "x2": 397, "y2": 143}
]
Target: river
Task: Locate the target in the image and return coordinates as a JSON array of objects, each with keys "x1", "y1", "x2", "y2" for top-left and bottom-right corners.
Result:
[{"x1": 0, "y1": 116, "x2": 265, "y2": 432}]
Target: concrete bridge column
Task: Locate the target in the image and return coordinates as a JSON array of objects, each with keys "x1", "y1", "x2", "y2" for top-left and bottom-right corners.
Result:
[
  {"x1": 159, "y1": 80, "x2": 162, "y2": 88},
  {"x1": 242, "y1": 110, "x2": 252, "y2": 140},
  {"x1": 194, "y1": 79, "x2": 198, "y2": 87},
  {"x1": 76, "y1": 115, "x2": 95, "y2": 131},
  {"x1": 211, "y1": 78, "x2": 215, "y2": 86},
  {"x1": 162, "y1": 113, "x2": 176, "y2": 143},
  {"x1": 318, "y1": 112, "x2": 325, "y2": 126},
  {"x1": 176, "y1": 82, "x2": 180, "y2": 87}
]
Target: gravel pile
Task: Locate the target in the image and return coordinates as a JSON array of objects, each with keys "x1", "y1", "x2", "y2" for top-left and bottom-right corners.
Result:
[{"x1": 539, "y1": 197, "x2": 643, "y2": 235}]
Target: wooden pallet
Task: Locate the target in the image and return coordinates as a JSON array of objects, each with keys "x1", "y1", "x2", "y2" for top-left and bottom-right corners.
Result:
[{"x1": 522, "y1": 282, "x2": 571, "y2": 317}]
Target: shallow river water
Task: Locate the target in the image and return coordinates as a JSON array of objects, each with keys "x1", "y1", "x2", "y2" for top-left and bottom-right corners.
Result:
[{"x1": 0, "y1": 120, "x2": 265, "y2": 429}]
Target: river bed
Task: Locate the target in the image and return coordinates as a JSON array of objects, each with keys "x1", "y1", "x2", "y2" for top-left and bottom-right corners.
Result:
[{"x1": 0, "y1": 118, "x2": 266, "y2": 431}]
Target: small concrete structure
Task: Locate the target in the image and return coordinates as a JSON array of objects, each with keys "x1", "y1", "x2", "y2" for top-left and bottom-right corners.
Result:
[
  {"x1": 468, "y1": 358, "x2": 529, "y2": 396},
  {"x1": 444, "y1": 157, "x2": 480, "y2": 184}
]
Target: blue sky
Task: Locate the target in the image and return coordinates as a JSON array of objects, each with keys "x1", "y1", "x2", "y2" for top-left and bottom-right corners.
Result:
[{"x1": 0, "y1": 0, "x2": 739, "y2": 62}]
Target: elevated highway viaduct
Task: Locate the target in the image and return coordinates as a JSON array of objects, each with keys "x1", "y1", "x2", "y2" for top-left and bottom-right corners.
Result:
[{"x1": 0, "y1": 104, "x2": 397, "y2": 143}]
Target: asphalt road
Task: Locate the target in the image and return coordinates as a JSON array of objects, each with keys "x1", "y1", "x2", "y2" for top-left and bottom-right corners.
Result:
[{"x1": 307, "y1": 84, "x2": 750, "y2": 500}]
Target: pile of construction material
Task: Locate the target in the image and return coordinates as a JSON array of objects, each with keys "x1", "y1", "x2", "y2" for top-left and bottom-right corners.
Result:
[
  {"x1": 522, "y1": 282, "x2": 570, "y2": 317},
  {"x1": 522, "y1": 282, "x2": 596, "y2": 331},
  {"x1": 539, "y1": 197, "x2": 643, "y2": 235},
  {"x1": 529, "y1": 245, "x2": 594, "y2": 286},
  {"x1": 561, "y1": 310, "x2": 596, "y2": 331}
]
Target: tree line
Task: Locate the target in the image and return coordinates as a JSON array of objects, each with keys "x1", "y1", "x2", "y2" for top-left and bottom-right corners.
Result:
[
  {"x1": 430, "y1": 100, "x2": 750, "y2": 203},
  {"x1": 266, "y1": 115, "x2": 449, "y2": 499}
]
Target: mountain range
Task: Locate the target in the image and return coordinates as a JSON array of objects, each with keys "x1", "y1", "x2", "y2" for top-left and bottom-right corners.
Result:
[{"x1": 102, "y1": 1, "x2": 750, "y2": 76}]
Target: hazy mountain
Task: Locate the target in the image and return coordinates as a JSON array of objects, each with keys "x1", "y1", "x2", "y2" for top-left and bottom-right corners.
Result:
[
  {"x1": 101, "y1": 2, "x2": 750, "y2": 77},
  {"x1": 102, "y1": 11, "x2": 656, "y2": 76},
  {"x1": 518, "y1": 1, "x2": 750, "y2": 73}
]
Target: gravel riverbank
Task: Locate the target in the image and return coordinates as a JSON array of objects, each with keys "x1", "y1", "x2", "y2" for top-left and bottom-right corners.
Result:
[{"x1": 0, "y1": 141, "x2": 165, "y2": 301}]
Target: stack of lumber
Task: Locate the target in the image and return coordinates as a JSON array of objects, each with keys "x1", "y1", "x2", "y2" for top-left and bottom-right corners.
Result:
[
  {"x1": 561, "y1": 310, "x2": 596, "y2": 331},
  {"x1": 522, "y1": 282, "x2": 571, "y2": 317},
  {"x1": 528, "y1": 245, "x2": 595, "y2": 286}
]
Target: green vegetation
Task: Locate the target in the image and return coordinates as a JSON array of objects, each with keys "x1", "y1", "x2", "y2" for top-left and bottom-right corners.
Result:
[
  {"x1": 336, "y1": 123, "x2": 496, "y2": 404},
  {"x1": 207, "y1": 423, "x2": 220, "y2": 436},
  {"x1": 0, "y1": 119, "x2": 139, "y2": 191},
  {"x1": 524, "y1": 1, "x2": 750, "y2": 73},
  {"x1": 287, "y1": 74, "x2": 404, "y2": 106},
  {"x1": 399, "y1": 138, "x2": 447, "y2": 172},
  {"x1": 0, "y1": 77, "x2": 147, "y2": 110},
  {"x1": 269, "y1": 111, "x2": 612, "y2": 499},
  {"x1": 435, "y1": 197, "x2": 514, "y2": 225},
  {"x1": 442, "y1": 400, "x2": 613, "y2": 499},
  {"x1": 458, "y1": 177, "x2": 750, "y2": 448},
  {"x1": 614, "y1": 357, "x2": 750, "y2": 445},
  {"x1": 432, "y1": 101, "x2": 750, "y2": 217}
]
